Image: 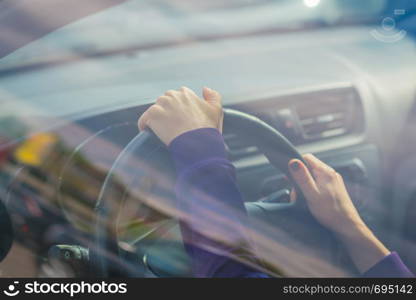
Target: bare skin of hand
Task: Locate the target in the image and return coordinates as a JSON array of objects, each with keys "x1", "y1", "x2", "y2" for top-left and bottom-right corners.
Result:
[
  {"x1": 138, "y1": 87, "x2": 223, "y2": 145},
  {"x1": 288, "y1": 154, "x2": 390, "y2": 273},
  {"x1": 289, "y1": 154, "x2": 364, "y2": 235}
]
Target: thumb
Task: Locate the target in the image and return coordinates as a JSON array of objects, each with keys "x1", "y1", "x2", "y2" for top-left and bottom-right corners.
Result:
[
  {"x1": 203, "y1": 87, "x2": 222, "y2": 106},
  {"x1": 288, "y1": 159, "x2": 318, "y2": 198}
]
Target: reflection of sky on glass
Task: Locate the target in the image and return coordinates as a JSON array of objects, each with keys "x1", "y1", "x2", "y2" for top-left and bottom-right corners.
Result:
[
  {"x1": 0, "y1": 0, "x2": 388, "y2": 122},
  {"x1": 0, "y1": 0, "x2": 386, "y2": 69}
]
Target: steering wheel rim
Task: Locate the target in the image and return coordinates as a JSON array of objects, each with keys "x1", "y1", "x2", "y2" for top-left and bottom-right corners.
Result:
[{"x1": 92, "y1": 108, "x2": 310, "y2": 277}]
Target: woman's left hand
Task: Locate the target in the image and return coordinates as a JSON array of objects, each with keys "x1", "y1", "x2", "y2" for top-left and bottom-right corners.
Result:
[{"x1": 138, "y1": 86, "x2": 223, "y2": 145}]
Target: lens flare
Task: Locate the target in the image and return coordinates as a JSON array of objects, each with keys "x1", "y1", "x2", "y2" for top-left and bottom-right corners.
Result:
[{"x1": 303, "y1": 0, "x2": 321, "y2": 8}]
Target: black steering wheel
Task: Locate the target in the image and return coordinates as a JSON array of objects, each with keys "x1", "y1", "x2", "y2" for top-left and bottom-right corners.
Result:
[{"x1": 92, "y1": 108, "x2": 315, "y2": 277}]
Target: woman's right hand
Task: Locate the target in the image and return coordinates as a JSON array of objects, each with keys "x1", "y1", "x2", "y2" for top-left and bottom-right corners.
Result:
[
  {"x1": 288, "y1": 154, "x2": 390, "y2": 273},
  {"x1": 288, "y1": 154, "x2": 365, "y2": 236}
]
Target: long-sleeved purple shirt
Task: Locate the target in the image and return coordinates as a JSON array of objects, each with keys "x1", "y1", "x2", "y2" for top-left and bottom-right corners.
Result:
[{"x1": 168, "y1": 128, "x2": 414, "y2": 278}]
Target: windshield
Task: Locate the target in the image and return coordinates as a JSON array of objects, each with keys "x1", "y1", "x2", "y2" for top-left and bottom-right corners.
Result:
[
  {"x1": 0, "y1": 0, "x2": 387, "y2": 71},
  {"x1": 1, "y1": 0, "x2": 415, "y2": 280}
]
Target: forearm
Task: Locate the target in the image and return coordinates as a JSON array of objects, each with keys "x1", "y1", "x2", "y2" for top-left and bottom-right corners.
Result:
[
  {"x1": 169, "y1": 128, "x2": 264, "y2": 277},
  {"x1": 336, "y1": 222, "x2": 390, "y2": 274},
  {"x1": 177, "y1": 161, "x2": 257, "y2": 277},
  {"x1": 336, "y1": 221, "x2": 413, "y2": 277}
]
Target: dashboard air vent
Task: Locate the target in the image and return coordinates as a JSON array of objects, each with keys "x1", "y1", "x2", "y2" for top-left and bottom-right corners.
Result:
[{"x1": 294, "y1": 88, "x2": 361, "y2": 141}]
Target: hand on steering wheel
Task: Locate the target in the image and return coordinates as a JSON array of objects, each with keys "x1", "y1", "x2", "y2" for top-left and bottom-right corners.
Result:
[
  {"x1": 138, "y1": 86, "x2": 223, "y2": 145},
  {"x1": 138, "y1": 86, "x2": 390, "y2": 275},
  {"x1": 288, "y1": 155, "x2": 390, "y2": 273},
  {"x1": 288, "y1": 154, "x2": 364, "y2": 237},
  {"x1": 94, "y1": 86, "x2": 389, "y2": 277}
]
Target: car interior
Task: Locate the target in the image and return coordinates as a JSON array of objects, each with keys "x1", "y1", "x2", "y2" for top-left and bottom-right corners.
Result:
[{"x1": 0, "y1": 0, "x2": 415, "y2": 277}]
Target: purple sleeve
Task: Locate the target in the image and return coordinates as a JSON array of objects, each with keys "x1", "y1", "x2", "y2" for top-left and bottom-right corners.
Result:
[
  {"x1": 363, "y1": 252, "x2": 414, "y2": 278},
  {"x1": 168, "y1": 128, "x2": 268, "y2": 278}
]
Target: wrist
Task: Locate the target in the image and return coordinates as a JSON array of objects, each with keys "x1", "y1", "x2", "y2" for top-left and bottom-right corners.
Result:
[
  {"x1": 168, "y1": 128, "x2": 227, "y2": 173},
  {"x1": 335, "y1": 220, "x2": 390, "y2": 273},
  {"x1": 334, "y1": 218, "x2": 370, "y2": 241},
  {"x1": 336, "y1": 219, "x2": 390, "y2": 258}
]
